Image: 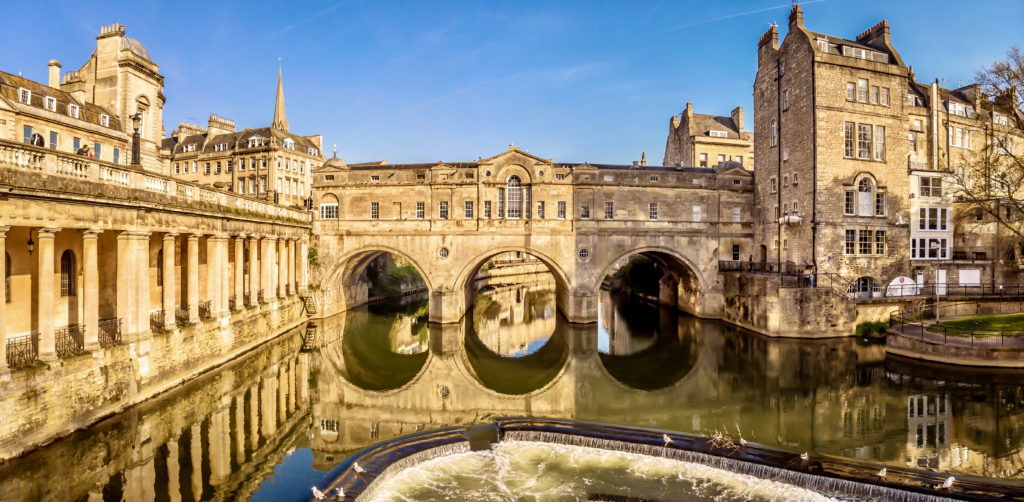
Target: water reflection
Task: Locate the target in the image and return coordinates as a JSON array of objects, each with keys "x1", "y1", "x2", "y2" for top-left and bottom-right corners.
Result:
[{"x1": 6, "y1": 290, "x2": 1024, "y2": 500}]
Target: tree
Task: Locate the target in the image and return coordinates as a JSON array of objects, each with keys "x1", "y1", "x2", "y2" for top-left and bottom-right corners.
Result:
[{"x1": 951, "y1": 47, "x2": 1024, "y2": 268}]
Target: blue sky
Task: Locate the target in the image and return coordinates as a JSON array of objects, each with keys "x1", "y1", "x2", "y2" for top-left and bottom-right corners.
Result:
[{"x1": 2, "y1": 1, "x2": 1021, "y2": 164}]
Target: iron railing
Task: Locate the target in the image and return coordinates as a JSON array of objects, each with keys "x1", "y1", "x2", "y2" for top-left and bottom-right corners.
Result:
[
  {"x1": 301, "y1": 323, "x2": 317, "y2": 351},
  {"x1": 175, "y1": 304, "x2": 190, "y2": 326},
  {"x1": 6, "y1": 332, "x2": 38, "y2": 368},
  {"x1": 258, "y1": 289, "x2": 265, "y2": 304},
  {"x1": 198, "y1": 300, "x2": 212, "y2": 320},
  {"x1": 889, "y1": 300, "x2": 1024, "y2": 348},
  {"x1": 244, "y1": 292, "x2": 254, "y2": 308},
  {"x1": 229, "y1": 295, "x2": 238, "y2": 312},
  {"x1": 98, "y1": 318, "x2": 122, "y2": 347},
  {"x1": 55, "y1": 324, "x2": 85, "y2": 358},
  {"x1": 285, "y1": 284, "x2": 290, "y2": 296},
  {"x1": 718, "y1": 260, "x2": 806, "y2": 275},
  {"x1": 150, "y1": 309, "x2": 166, "y2": 332}
]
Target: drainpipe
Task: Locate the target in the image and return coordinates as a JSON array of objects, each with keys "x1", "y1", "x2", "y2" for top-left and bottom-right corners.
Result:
[{"x1": 776, "y1": 58, "x2": 783, "y2": 271}]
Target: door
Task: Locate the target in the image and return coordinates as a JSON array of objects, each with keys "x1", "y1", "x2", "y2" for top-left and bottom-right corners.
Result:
[
  {"x1": 936, "y1": 269, "x2": 947, "y2": 296},
  {"x1": 916, "y1": 272, "x2": 924, "y2": 295}
]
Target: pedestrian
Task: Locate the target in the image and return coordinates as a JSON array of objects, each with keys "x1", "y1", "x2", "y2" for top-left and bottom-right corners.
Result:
[
  {"x1": 30, "y1": 131, "x2": 44, "y2": 147},
  {"x1": 77, "y1": 144, "x2": 92, "y2": 158}
]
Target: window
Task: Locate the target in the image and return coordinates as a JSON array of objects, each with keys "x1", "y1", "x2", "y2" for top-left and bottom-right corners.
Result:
[
  {"x1": 735, "y1": 156, "x2": 743, "y2": 166},
  {"x1": 537, "y1": 201, "x2": 544, "y2": 219},
  {"x1": 370, "y1": 202, "x2": 379, "y2": 220},
  {"x1": 416, "y1": 201, "x2": 425, "y2": 219},
  {"x1": 100, "y1": 114, "x2": 110, "y2": 127},
  {"x1": 912, "y1": 119, "x2": 923, "y2": 131},
  {"x1": 18, "y1": 88, "x2": 30, "y2": 104},
  {"x1": 733, "y1": 206, "x2": 741, "y2": 222},
  {"x1": 783, "y1": 175, "x2": 789, "y2": 187},
  {"x1": 919, "y1": 177, "x2": 942, "y2": 197},
  {"x1": 732, "y1": 244, "x2": 741, "y2": 261},
  {"x1": 113, "y1": 148, "x2": 120, "y2": 165},
  {"x1": 483, "y1": 200, "x2": 491, "y2": 219},
  {"x1": 497, "y1": 188, "x2": 505, "y2": 218},
  {"x1": 650, "y1": 175, "x2": 659, "y2": 182},
  {"x1": 770, "y1": 177, "x2": 777, "y2": 193},
  {"x1": 875, "y1": 231, "x2": 886, "y2": 255},
  {"x1": 874, "y1": 125, "x2": 885, "y2": 161},
  {"x1": 858, "y1": 230, "x2": 872, "y2": 255},
  {"x1": 22, "y1": 125, "x2": 32, "y2": 145},
  {"x1": 60, "y1": 250, "x2": 75, "y2": 296},
  {"x1": 857, "y1": 79, "x2": 868, "y2": 102},
  {"x1": 464, "y1": 201, "x2": 474, "y2": 219},
  {"x1": 881, "y1": 88, "x2": 889, "y2": 106},
  {"x1": 857, "y1": 124, "x2": 872, "y2": 159},
  {"x1": 182, "y1": 144, "x2": 196, "y2": 153},
  {"x1": 845, "y1": 230, "x2": 856, "y2": 254},
  {"x1": 846, "y1": 82, "x2": 856, "y2": 101},
  {"x1": 699, "y1": 153, "x2": 708, "y2": 167},
  {"x1": 68, "y1": 104, "x2": 79, "y2": 119},
  {"x1": 717, "y1": 154, "x2": 726, "y2": 165},
  {"x1": 870, "y1": 86, "x2": 879, "y2": 104},
  {"x1": 439, "y1": 201, "x2": 449, "y2": 219},
  {"x1": 237, "y1": 180, "x2": 244, "y2": 193},
  {"x1": 918, "y1": 207, "x2": 949, "y2": 230},
  {"x1": 283, "y1": 138, "x2": 295, "y2": 150},
  {"x1": 650, "y1": 202, "x2": 659, "y2": 221},
  {"x1": 44, "y1": 96, "x2": 56, "y2": 111},
  {"x1": 692, "y1": 205, "x2": 701, "y2": 222},
  {"x1": 857, "y1": 178, "x2": 874, "y2": 216},
  {"x1": 49, "y1": 131, "x2": 57, "y2": 150},
  {"x1": 249, "y1": 178, "x2": 256, "y2": 194},
  {"x1": 555, "y1": 173, "x2": 565, "y2": 180},
  {"x1": 783, "y1": 89, "x2": 789, "y2": 110},
  {"x1": 259, "y1": 176, "x2": 266, "y2": 192},
  {"x1": 370, "y1": 175, "x2": 380, "y2": 182},
  {"x1": 73, "y1": 137, "x2": 81, "y2": 151},
  {"x1": 793, "y1": 173, "x2": 798, "y2": 185},
  {"x1": 204, "y1": 163, "x2": 211, "y2": 175},
  {"x1": 844, "y1": 122, "x2": 855, "y2": 157},
  {"x1": 320, "y1": 202, "x2": 338, "y2": 219},
  {"x1": 580, "y1": 202, "x2": 590, "y2": 219},
  {"x1": 909, "y1": 132, "x2": 917, "y2": 153},
  {"x1": 227, "y1": 160, "x2": 233, "y2": 173},
  {"x1": 792, "y1": 201, "x2": 799, "y2": 215},
  {"x1": 770, "y1": 119, "x2": 777, "y2": 146},
  {"x1": 950, "y1": 127, "x2": 971, "y2": 148},
  {"x1": 416, "y1": 174, "x2": 426, "y2": 182},
  {"x1": 557, "y1": 201, "x2": 566, "y2": 219},
  {"x1": 94, "y1": 142, "x2": 102, "y2": 159},
  {"x1": 875, "y1": 192, "x2": 885, "y2": 216},
  {"x1": 604, "y1": 201, "x2": 614, "y2": 219},
  {"x1": 911, "y1": 238, "x2": 948, "y2": 259},
  {"x1": 818, "y1": 39, "x2": 829, "y2": 52},
  {"x1": 215, "y1": 162, "x2": 222, "y2": 174},
  {"x1": 506, "y1": 176, "x2": 523, "y2": 219},
  {"x1": 709, "y1": 130, "x2": 729, "y2": 138}
]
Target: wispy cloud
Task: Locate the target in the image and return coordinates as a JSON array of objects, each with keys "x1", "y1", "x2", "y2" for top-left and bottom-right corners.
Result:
[
  {"x1": 652, "y1": 0, "x2": 827, "y2": 36},
  {"x1": 271, "y1": 0, "x2": 354, "y2": 37}
]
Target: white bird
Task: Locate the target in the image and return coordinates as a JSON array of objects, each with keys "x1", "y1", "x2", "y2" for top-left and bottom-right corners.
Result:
[
  {"x1": 311, "y1": 486, "x2": 326, "y2": 500},
  {"x1": 354, "y1": 462, "x2": 366, "y2": 474},
  {"x1": 334, "y1": 487, "x2": 345, "y2": 499},
  {"x1": 942, "y1": 476, "x2": 955, "y2": 489},
  {"x1": 877, "y1": 467, "x2": 887, "y2": 479},
  {"x1": 662, "y1": 434, "x2": 673, "y2": 446},
  {"x1": 800, "y1": 452, "x2": 809, "y2": 461},
  {"x1": 739, "y1": 438, "x2": 748, "y2": 447}
]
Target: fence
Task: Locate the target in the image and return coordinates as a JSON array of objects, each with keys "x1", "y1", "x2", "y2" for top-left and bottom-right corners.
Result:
[
  {"x1": 150, "y1": 310, "x2": 166, "y2": 332},
  {"x1": 55, "y1": 324, "x2": 85, "y2": 358},
  {"x1": 175, "y1": 305, "x2": 190, "y2": 326},
  {"x1": 889, "y1": 300, "x2": 1024, "y2": 348},
  {"x1": 718, "y1": 260, "x2": 806, "y2": 275},
  {"x1": 98, "y1": 318, "x2": 122, "y2": 347},
  {"x1": 198, "y1": 300, "x2": 212, "y2": 320},
  {"x1": 6, "y1": 332, "x2": 38, "y2": 368}
]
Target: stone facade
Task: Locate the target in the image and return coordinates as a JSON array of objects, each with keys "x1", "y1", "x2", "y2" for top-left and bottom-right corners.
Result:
[{"x1": 663, "y1": 102, "x2": 753, "y2": 170}]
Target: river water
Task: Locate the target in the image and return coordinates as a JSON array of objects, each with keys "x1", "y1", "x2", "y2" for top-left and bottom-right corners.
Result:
[{"x1": 3, "y1": 288, "x2": 1024, "y2": 501}]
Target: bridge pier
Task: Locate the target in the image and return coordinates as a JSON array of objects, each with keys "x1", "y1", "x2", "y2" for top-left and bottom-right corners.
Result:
[
  {"x1": 429, "y1": 289, "x2": 467, "y2": 324},
  {"x1": 560, "y1": 289, "x2": 598, "y2": 324}
]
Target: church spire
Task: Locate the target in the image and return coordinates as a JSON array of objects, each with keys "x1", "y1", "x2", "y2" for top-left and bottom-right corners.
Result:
[{"x1": 272, "y1": 64, "x2": 289, "y2": 131}]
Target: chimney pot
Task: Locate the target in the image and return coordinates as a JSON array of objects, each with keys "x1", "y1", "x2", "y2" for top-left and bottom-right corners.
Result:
[{"x1": 47, "y1": 60, "x2": 61, "y2": 88}]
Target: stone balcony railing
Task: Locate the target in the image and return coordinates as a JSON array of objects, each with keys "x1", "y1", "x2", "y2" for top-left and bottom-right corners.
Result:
[{"x1": 0, "y1": 139, "x2": 310, "y2": 223}]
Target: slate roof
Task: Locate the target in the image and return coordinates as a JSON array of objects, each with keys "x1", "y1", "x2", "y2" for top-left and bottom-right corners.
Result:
[
  {"x1": 691, "y1": 113, "x2": 743, "y2": 138},
  {"x1": 165, "y1": 126, "x2": 321, "y2": 156},
  {"x1": 0, "y1": 70, "x2": 123, "y2": 131}
]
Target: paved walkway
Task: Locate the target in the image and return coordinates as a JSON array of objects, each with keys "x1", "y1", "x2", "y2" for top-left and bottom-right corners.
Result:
[{"x1": 891, "y1": 322, "x2": 1024, "y2": 348}]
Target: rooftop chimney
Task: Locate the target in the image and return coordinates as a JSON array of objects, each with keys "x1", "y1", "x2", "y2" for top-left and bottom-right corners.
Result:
[
  {"x1": 48, "y1": 60, "x2": 61, "y2": 88},
  {"x1": 641, "y1": 152, "x2": 647, "y2": 166},
  {"x1": 789, "y1": 4, "x2": 804, "y2": 30},
  {"x1": 731, "y1": 106, "x2": 744, "y2": 135}
]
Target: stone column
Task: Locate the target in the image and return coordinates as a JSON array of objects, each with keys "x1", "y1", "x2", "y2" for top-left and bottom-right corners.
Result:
[
  {"x1": 234, "y1": 235, "x2": 245, "y2": 311},
  {"x1": 82, "y1": 229, "x2": 101, "y2": 350},
  {"x1": 0, "y1": 226, "x2": 8, "y2": 370},
  {"x1": 209, "y1": 408, "x2": 228, "y2": 485},
  {"x1": 234, "y1": 395, "x2": 246, "y2": 466},
  {"x1": 116, "y1": 231, "x2": 137, "y2": 342},
  {"x1": 277, "y1": 238, "x2": 286, "y2": 298},
  {"x1": 249, "y1": 386, "x2": 259, "y2": 450},
  {"x1": 287, "y1": 239, "x2": 296, "y2": 295},
  {"x1": 190, "y1": 423, "x2": 203, "y2": 501},
  {"x1": 218, "y1": 237, "x2": 230, "y2": 316},
  {"x1": 135, "y1": 233, "x2": 151, "y2": 337},
  {"x1": 262, "y1": 372, "x2": 277, "y2": 436},
  {"x1": 166, "y1": 440, "x2": 181, "y2": 502},
  {"x1": 37, "y1": 228, "x2": 58, "y2": 361},
  {"x1": 248, "y1": 236, "x2": 259, "y2": 306},
  {"x1": 162, "y1": 234, "x2": 177, "y2": 330},
  {"x1": 187, "y1": 234, "x2": 200, "y2": 322},
  {"x1": 268, "y1": 237, "x2": 278, "y2": 300},
  {"x1": 277, "y1": 365, "x2": 287, "y2": 423},
  {"x1": 260, "y1": 237, "x2": 271, "y2": 302},
  {"x1": 298, "y1": 239, "x2": 309, "y2": 293},
  {"x1": 206, "y1": 236, "x2": 218, "y2": 319}
]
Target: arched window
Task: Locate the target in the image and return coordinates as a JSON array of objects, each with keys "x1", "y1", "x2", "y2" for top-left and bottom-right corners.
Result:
[
  {"x1": 770, "y1": 119, "x2": 777, "y2": 146},
  {"x1": 319, "y1": 193, "x2": 339, "y2": 220},
  {"x1": 4, "y1": 252, "x2": 10, "y2": 303},
  {"x1": 506, "y1": 176, "x2": 523, "y2": 219},
  {"x1": 60, "y1": 250, "x2": 76, "y2": 297},
  {"x1": 857, "y1": 178, "x2": 874, "y2": 216},
  {"x1": 156, "y1": 249, "x2": 163, "y2": 287}
]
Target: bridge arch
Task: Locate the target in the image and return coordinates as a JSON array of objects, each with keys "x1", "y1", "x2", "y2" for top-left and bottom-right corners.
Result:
[
  {"x1": 593, "y1": 245, "x2": 710, "y2": 318},
  {"x1": 318, "y1": 245, "x2": 434, "y2": 318},
  {"x1": 452, "y1": 245, "x2": 574, "y2": 323}
]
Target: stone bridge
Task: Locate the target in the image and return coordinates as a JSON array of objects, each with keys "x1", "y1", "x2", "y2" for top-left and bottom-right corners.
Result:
[{"x1": 310, "y1": 148, "x2": 754, "y2": 324}]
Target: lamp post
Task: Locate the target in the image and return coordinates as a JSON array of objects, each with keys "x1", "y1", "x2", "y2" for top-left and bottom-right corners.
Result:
[{"x1": 130, "y1": 111, "x2": 142, "y2": 166}]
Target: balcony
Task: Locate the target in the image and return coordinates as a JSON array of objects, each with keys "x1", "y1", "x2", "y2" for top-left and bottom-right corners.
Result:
[
  {"x1": 150, "y1": 310, "x2": 167, "y2": 332},
  {"x1": 198, "y1": 300, "x2": 213, "y2": 320},
  {"x1": 55, "y1": 324, "x2": 85, "y2": 358},
  {"x1": 6, "y1": 332, "x2": 38, "y2": 368},
  {"x1": 175, "y1": 305, "x2": 190, "y2": 326},
  {"x1": 98, "y1": 318, "x2": 122, "y2": 348}
]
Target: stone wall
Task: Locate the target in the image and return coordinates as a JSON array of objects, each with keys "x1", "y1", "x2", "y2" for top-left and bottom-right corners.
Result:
[{"x1": 722, "y1": 273, "x2": 857, "y2": 337}]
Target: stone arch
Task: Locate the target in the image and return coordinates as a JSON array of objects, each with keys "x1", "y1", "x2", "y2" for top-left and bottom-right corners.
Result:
[
  {"x1": 493, "y1": 164, "x2": 533, "y2": 184},
  {"x1": 318, "y1": 245, "x2": 434, "y2": 317},
  {"x1": 452, "y1": 247, "x2": 572, "y2": 321},
  {"x1": 593, "y1": 246, "x2": 709, "y2": 317}
]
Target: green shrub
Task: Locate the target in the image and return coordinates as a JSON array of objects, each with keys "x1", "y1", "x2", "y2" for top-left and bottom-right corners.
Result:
[{"x1": 856, "y1": 321, "x2": 889, "y2": 337}]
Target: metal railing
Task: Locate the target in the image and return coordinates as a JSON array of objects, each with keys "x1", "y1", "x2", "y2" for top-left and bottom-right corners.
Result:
[
  {"x1": 6, "y1": 332, "x2": 38, "y2": 368},
  {"x1": 889, "y1": 300, "x2": 1024, "y2": 348},
  {"x1": 198, "y1": 300, "x2": 212, "y2": 320},
  {"x1": 285, "y1": 284, "x2": 290, "y2": 296},
  {"x1": 244, "y1": 292, "x2": 253, "y2": 308},
  {"x1": 718, "y1": 260, "x2": 805, "y2": 275},
  {"x1": 258, "y1": 289, "x2": 265, "y2": 304},
  {"x1": 228, "y1": 295, "x2": 238, "y2": 311},
  {"x1": 175, "y1": 304, "x2": 190, "y2": 326},
  {"x1": 55, "y1": 324, "x2": 85, "y2": 358},
  {"x1": 150, "y1": 309, "x2": 166, "y2": 332},
  {"x1": 98, "y1": 318, "x2": 122, "y2": 347}
]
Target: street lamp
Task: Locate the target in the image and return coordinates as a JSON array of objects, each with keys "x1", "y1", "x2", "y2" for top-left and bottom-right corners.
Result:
[{"x1": 130, "y1": 111, "x2": 143, "y2": 166}]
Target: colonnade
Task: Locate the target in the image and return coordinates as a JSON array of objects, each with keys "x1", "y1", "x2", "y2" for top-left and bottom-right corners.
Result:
[{"x1": 0, "y1": 225, "x2": 310, "y2": 371}]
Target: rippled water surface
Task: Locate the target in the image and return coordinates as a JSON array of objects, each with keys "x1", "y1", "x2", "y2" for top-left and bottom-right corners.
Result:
[{"x1": 4, "y1": 284, "x2": 1024, "y2": 501}]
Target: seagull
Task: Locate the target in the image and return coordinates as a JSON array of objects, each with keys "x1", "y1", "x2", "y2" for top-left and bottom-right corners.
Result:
[
  {"x1": 662, "y1": 434, "x2": 673, "y2": 446},
  {"x1": 311, "y1": 486, "x2": 326, "y2": 500},
  {"x1": 334, "y1": 487, "x2": 345, "y2": 499},
  {"x1": 800, "y1": 452, "x2": 809, "y2": 461},
  {"x1": 942, "y1": 476, "x2": 955, "y2": 489},
  {"x1": 877, "y1": 467, "x2": 887, "y2": 479},
  {"x1": 354, "y1": 462, "x2": 366, "y2": 474},
  {"x1": 739, "y1": 438, "x2": 748, "y2": 447}
]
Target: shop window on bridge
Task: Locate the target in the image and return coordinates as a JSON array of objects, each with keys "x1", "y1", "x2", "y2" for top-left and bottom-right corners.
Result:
[
  {"x1": 60, "y1": 250, "x2": 76, "y2": 297},
  {"x1": 439, "y1": 201, "x2": 449, "y2": 220},
  {"x1": 506, "y1": 176, "x2": 523, "y2": 219},
  {"x1": 483, "y1": 201, "x2": 492, "y2": 219},
  {"x1": 320, "y1": 194, "x2": 339, "y2": 220}
]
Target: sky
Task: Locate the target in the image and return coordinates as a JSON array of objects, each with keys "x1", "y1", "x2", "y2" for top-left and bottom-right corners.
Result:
[{"x1": 2, "y1": 1, "x2": 1021, "y2": 165}]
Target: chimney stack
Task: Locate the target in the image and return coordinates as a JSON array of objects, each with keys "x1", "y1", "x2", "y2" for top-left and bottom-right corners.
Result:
[
  {"x1": 731, "y1": 106, "x2": 744, "y2": 135},
  {"x1": 48, "y1": 60, "x2": 61, "y2": 88}
]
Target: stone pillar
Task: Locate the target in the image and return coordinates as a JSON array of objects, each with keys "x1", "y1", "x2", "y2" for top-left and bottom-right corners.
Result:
[
  {"x1": 287, "y1": 239, "x2": 296, "y2": 295},
  {"x1": 166, "y1": 440, "x2": 181, "y2": 502},
  {"x1": 190, "y1": 423, "x2": 203, "y2": 501},
  {"x1": 116, "y1": 231, "x2": 137, "y2": 343},
  {"x1": 162, "y1": 234, "x2": 177, "y2": 330},
  {"x1": 0, "y1": 226, "x2": 8, "y2": 370},
  {"x1": 277, "y1": 238, "x2": 286, "y2": 298},
  {"x1": 268, "y1": 237, "x2": 278, "y2": 300},
  {"x1": 206, "y1": 236, "x2": 218, "y2": 318},
  {"x1": 37, "y1": 228, "x2": 58, "y2": 361},
  {"x1": 135, "y1": 233, "x2": 151, "y2": 337},
  {"x1": 234, "y1": 235, "x2": 245, "y2": 311},
  {"x1": 218, "y1": 238, "x2": 230, "y2": 316},
  {"x1": 82, "y1": 229, "x2": 101, "y2": 350},
  {"x1": 298, "y1": 240, "x2": 309, "y2": 293},
  {"x1": 249, "y1": 386, "x2": 259, "y2": 450},
  {"x1": 234, "y1": 395, "x2": 246, "y2": 465},
  {"x1": 428, "y1": 289, "x2": 466, "y2": 325},
  {"x1": 187, "y1": 234, "x2": 200, "y2": 322},
  {"x1": 277, "y1": 365, "x2": 287, "y2": 423},
  {"x1": 262, "y1": 372, "x2": 277, "y2": 436},
  {"x1": 209, "y1": 408, "x2": 229, "y2": 485},
  {"x1": 248, "y1": 236, "x2": 259, "y2": 306},
  {"x1": 260, "y1": 237, "x2": 271, "y2": 302}
]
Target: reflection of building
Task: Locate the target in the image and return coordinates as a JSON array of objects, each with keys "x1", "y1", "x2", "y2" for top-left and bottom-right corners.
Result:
[
  {"x1": 906, "y1": 393, "x2": 952, "y2": 470},
  {"x1": 598, "y1": 291, "x2": 656, "y2": 356},
  {"x1": 475, "y1": 282, "x2": 556, "y2": 357}
]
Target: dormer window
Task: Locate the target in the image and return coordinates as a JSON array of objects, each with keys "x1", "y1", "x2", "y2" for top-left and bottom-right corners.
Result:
[
  {"x1": 994, "y1": 113, "x2": 1009, "y2": 126},
  {"x1": 370, "y1": 175, "x2": 380, "y2": 182},
  {"x1": 816, "y1": 38, "x2": 829, "y2": 53},
  {"x1": 17, "y1": 88, "x2": 30, "y2": 104},
  {"x1": 247, "y1": 136, "x2": 266, "y2": 148},
  {"x1": 99, "y1": 114, "x2": 110, "y2": 127},
  {"x1": 283, "y1": 138, "x2": 295, "y2": 150},
  {"x1": 708, "y1": 130, "x2": 728, "y2": 138},
  {"x1": 307, "y1": 147, "x2": 318, "y2": 156},
  {"x1": 183, "y1": 144, "x2": 196, "y2": 153},
  {"x1": 946, "y1": 101, "x2": 975, "y2": 118},
  {"x1": 44, "y1": 96, "x2": 57, "y2": 112},
  {"x1": 214, "y1": 143, "x2": 228, "y2": 152},
  {"x1": 68, "y1": 104, "x2": 79, "y2": 119}
]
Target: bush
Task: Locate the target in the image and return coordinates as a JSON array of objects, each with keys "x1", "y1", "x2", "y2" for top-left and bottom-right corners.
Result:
[{"x1": 856, "y1": 321, "x2": 889, "y2": 337}]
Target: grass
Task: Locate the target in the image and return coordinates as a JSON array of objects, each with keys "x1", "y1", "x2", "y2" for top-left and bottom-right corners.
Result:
[{"x1": 926, "y1": 312, "x2": 1024, "y2": 336}]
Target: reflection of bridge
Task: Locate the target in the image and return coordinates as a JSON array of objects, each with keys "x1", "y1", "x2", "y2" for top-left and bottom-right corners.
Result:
[{"x1": 312, "y1": 148, "x2": 754, "y2": 323}]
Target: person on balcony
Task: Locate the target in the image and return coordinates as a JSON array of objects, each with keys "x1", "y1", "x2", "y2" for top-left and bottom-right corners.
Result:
[
  {"x1": 30, "y1": 131, "x2": 44, "y2": 147},
  {"x1": 76, "y1": 144, "x2": 92, "y2": 158}
]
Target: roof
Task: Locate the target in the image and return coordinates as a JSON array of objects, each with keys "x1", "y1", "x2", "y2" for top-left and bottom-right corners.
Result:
[
  {"x1": 165, "y1": 126, "x2": 321, "y2": 155},
  {"x1": 0, "y1": 70, "x2": 123, "y2": 131},
  {"x1": 121, "y1": 37, "x2": 151, "y2": 61},
  {"x1": 691, "y1": 113, "x2": 743, "y2": 138}
]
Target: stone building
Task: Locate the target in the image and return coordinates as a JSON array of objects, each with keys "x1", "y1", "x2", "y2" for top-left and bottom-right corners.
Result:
[
  {"x1": 0, "y1": 24, "x2": 165, "y2": 172},
  {"x1": 753, "y1": 5, "x2": 1021, "y2": 297},
  {"x1": 663, "y1": 102, "x2": 753, "y2": 169},
  {"x1": 162, "y1": 68, "x2": 324, "y2": 208}
]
